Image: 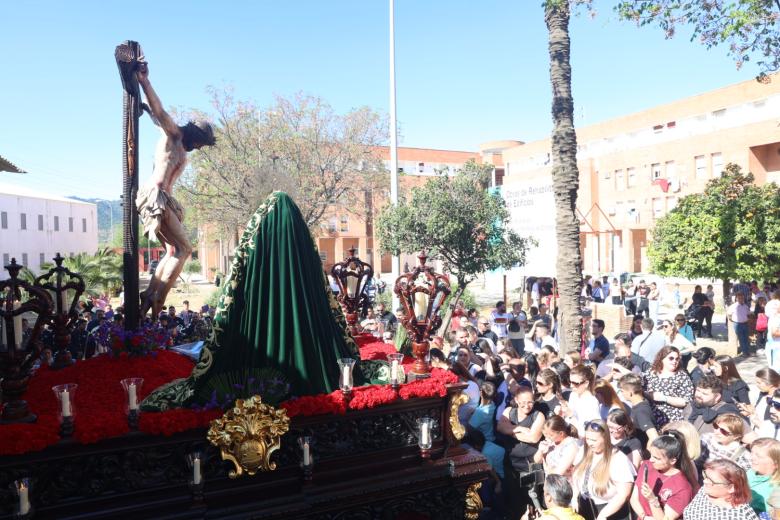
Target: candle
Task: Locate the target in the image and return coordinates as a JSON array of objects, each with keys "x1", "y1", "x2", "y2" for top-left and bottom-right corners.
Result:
[
  {"x1": 420, "y1": 422, "x2": 431, "y2": 446},
  {"x1": 391, "y1": 359, "x2": 399, "y2": 384},
  {"x1": 61, "y1": 389, "x2": 72, "y2": 417},
  {"x1": 192, "y1": 457, "x2": 202, "y2": 485},
  {"x1": 13, "y1": 301, "x2": 22, "y2": 350},
  {"x1": 414, "y1": 292, "x2": 428, "y2": 319},
  {"x1": 128, "y1": 382, "x2": 138, "y2": 410},
  {"x1": 341, "y1": 366, "x2": 351, "y2": 389},
  {"x1": 303, "y1": 441, "x2": 310, "y2": 466},
  {"x1": 18, "y1": 483, "x2": 30, "y2": 515}
]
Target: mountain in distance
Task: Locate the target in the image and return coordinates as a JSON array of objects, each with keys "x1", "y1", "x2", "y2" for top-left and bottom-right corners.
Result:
[{"x1": 69, "y1": 197, "x2": 122, "y2": 245}]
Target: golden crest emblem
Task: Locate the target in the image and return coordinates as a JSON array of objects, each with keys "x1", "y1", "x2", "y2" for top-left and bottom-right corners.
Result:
[{"x1": 207, "y1": 395, "x2": 291, "y2": 478}]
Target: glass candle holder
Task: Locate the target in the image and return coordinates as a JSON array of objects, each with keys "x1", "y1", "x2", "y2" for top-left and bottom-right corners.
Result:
[
  {"x1": 337, "y1": 358, "x2": 356, "y2": 393},
  {"x1": 14, "y1": 478, "x2": 31, "y2": 516},
  {"x1": 186, "y1": 452, "x2": 203, "y2": 486},
  {"x1": 298, "y1": 436, "x2": 313, "y2": 467},
  {"x1": 120, "y1": 378, "x2": 144, "y2": 414},
  {"x1": 52, "y1": 383, "x2": 77, "y2": 423},
  {"x1": 417, "y1": 417, "x2": 434, "y2": 450},
  {"x1": 387, "y1": 353, "x2": 404, "y2": 386}
]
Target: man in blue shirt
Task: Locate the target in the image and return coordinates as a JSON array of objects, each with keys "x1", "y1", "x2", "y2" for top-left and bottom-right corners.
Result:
[{"x1": 586, "y1": 319, "x2": 610, "y2": 364}]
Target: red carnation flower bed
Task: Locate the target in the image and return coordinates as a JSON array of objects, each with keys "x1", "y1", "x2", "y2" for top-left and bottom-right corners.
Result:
[{"x1": 0, "y1": 339, "x2": 455, "y2": 456}]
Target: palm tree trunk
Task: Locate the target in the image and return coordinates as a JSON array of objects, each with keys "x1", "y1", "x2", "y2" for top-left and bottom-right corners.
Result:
[{"x1": 545, "y1": 1, "x2": 583, "y2": 351}]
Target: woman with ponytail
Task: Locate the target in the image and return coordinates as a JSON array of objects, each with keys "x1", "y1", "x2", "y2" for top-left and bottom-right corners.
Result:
[
  {"x1": 533, "y1": 414, "x2": 579, "y2": 477},
  {"x1": 630, "y1": 430, "x2": 697, "y2": 520}
]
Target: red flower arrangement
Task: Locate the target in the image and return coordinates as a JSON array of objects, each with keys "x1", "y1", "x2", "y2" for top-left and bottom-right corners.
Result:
[{"x1": 0, "y1": 339, "x2": 456, "y2": 455}]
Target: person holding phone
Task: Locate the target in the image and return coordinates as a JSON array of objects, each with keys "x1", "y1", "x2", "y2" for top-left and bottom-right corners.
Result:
[{"x1": 630, "y1": 431, "x2": 697, "y2": 520}]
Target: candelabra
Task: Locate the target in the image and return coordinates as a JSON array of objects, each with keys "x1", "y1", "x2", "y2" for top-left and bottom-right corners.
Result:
[
  {"x1": 0, "y1": 258, "x2": 53, "y2": 423},
  {"x1": 34, "y1": 253, "x2": 85, "y2": 370},
  {"x1": 330, "y1": 247, "x2": 373, "y2": 335},
  {"x1": 394, "y1": 253, "x2": 450, "y2": 379}
]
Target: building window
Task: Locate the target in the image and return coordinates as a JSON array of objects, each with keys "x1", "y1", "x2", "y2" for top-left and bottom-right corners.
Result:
[
  {"x1": 54, "y1": 216, "x2": 60, "y2": 231},
  {"x1": 602, "y1": 170, "x2": 610, "y2": 180},
  {"x1": 711, "y1": 153, "x2": 724, "y2": 178},
  {"x1": 82, "y1": 218, "x2": 87, "y2": 232},
  {"x1": 1, "y1": 211, "x2": 7, "y2": 229},
  {"x1": 627, "y1": 167, "x2": 637, "y2": 187},
  {"x1": 21, "y1": 253, "x2": 28, "y2": 267},
  {"x1": 694, "y1": 155, "x2": 707, "y2": 179},
  {"x1": 615, "y1": 169, "x2": 625, "y2": 191},
  {"x1": 712, "y1": 108, "x2": 726, "y2": 118},
  {"x1": 652, "y1": 198, "x2": 664, "y2": 219},
  {"x1": 2, "y1": 253, "x2": 8, "y2": 265},
  {"x1": 340, "y1": 215, "x2": 349, "y2": 232},
  {"x1": 665, "y1": 160, "x2": 676, "y2": 178},
  {"x1": 38, "y1": 214, "x2": 43, "y2": 230},
  {"x1": 39, "y1": 253, "x2": 45, "y2": 266},
  {"x1": 418, "y1": 162, "x2": 425, "y2": 173},
  {"x1": 20, "y1": 213, "x2": 26, "y2": 230},
  {"x1": 319, "y1": 252, "x2": 327, "y2": 262},
  {"x1": 68, "y1": 217, "x2": 74, "y2": 232},
  {"x1": 328, "y1": 218, "x2": 337, "y2": 233},
  {"x1": 667, "y1": 196, "x2": 678, "y2": 212},
  {"x1": 615, "y1": 201, "x2": 624, "y2": 220},
  {"x1": 651, "y1": 163, "x2": 662, "y2": 180},
  {"x1": 653, "y1": 124, "x2": 664, "y2": 134}
]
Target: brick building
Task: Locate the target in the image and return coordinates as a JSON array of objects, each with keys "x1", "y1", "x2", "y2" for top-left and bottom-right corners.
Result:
[{"x1": 500, "y1": 74, "x2": 780, "y2": 275}]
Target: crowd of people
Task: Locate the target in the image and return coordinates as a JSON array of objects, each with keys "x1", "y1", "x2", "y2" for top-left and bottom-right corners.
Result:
[{"x1": 373, "y1": 292, "x2": 780, "y2": 520}]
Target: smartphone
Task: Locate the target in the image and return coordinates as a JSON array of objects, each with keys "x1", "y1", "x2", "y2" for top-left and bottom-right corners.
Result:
[{"x1": 642, "y1": 464, "x2": 649, "y2": 482}]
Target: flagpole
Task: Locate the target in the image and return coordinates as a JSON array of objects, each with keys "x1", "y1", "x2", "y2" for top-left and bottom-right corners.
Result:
[{"x1": 389, "y1": 0, "x2": 400, "y2": 311}]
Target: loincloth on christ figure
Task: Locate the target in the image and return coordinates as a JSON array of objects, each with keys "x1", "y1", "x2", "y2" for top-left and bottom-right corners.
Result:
[{"x1": 136, "y1": 184, "x2": 184, "y2": 242}]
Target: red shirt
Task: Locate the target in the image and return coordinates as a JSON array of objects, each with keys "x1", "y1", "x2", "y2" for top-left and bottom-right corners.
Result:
[{"x1": 636, "y1": 461, "x2": 693, "y2": 517}]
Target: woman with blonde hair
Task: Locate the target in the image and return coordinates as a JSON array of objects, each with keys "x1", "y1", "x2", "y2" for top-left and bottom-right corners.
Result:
[
  {"x1": 564, "y1": 350, "x2": 581, "y2": 369},
  {"x1": 700, "y1": 413, "x2": 751, "y2": 470},
  {"x1": 748, "y1": 437, "x2": 780, "y2": 514},
  {"x1": 662, "y1": 421, "x2": 702, "y2": 462},
  {"x1": 607, "y1": 409, "x2": 642, "y2": 470},
  {"x1": 572, "y1": 420, "x2": 635, "y2": 520},
  {"x1": 683, "y1": 459, "x2": 758, "y2": 520},
  {"x1": 560, "y1": 365, "x2": 600, "y2": 434}
]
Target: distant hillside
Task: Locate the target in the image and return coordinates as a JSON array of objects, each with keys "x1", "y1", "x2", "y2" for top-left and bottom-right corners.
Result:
[{"x1": 69, "y1": 197, "x2": 122, "y2": 245}]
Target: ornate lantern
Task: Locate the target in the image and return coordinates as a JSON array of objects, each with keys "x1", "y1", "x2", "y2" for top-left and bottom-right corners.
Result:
[
  {"x1": 330, "y1": 247, "x2": 373, "y2": 335},
  {"x1": 0, "y1": 258, "x2": 53, "y2": 423},
  {"x1": 34, "y1": 253, "x2": 85, "y2": 370},
  {"x1": 394, "y1": 253, "x2": 450, "y2": 378}
]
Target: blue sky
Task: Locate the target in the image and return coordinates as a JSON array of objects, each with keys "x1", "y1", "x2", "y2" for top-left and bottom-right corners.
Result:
[{"x1": 0, "y1": 0, "x2": 755, "y2": 200}]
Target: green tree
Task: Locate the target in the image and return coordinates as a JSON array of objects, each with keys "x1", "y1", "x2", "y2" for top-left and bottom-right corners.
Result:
[
  {"x1": 183, "y1": 259, "x2": 202, "y2": 281},
  {"x1": 616, "y1": 0, "x2": 780, "y2": 75},
  {"x1": 40, "y1": 248, "x2": 123, "y2": 299},
  {"x1": 376, "y1": 160, "x2": 531, "y2": 332},
  {"x1": 177, "y1": 88, "x2": 387, "y2": 239},
  {"x1": 648, "y1": 164, "x2": 780, "y2": 303},
  {"x1": 545, "y1": 0, "x2": 586, "y2": 351}
]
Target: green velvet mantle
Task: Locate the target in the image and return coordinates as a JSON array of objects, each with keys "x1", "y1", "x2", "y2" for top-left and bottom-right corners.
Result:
[{"x1": 141, "y1": 192, "x2": 367, "y2": 411}]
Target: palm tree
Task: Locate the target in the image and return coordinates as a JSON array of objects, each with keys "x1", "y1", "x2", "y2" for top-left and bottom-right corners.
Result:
[
  {"x1": 40, "y1": 249, "x2": 123, "y2": 300},
  {"x1": 545, "y1": 0, "x2": 583, "y2": 351}
]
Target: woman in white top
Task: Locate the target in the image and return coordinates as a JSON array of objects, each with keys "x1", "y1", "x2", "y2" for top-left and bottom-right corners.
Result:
[
  {"x1": 572, "y1": 420, "x2": 636, "y2": 520},
  {"x1": 560, "y1": 365, "x2": 601, "y2": 437},
  {"x1": 534, "y1": 414, "x2": 580, "y2": 477},
  {"x1": 659, "y1": 319, "x2": 694, "y2": 354},
  {"x1": 765, "y1": 290, "x2": 780, "y2": 371}
]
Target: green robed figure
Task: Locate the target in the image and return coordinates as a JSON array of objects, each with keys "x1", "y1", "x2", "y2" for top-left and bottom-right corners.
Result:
[{"x1": 142, "y1": 192, "x2": 376, "y2": 411}]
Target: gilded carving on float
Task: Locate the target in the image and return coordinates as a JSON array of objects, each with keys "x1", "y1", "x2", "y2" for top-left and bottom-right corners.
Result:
[
  {"x1": 207, "y1": 395, "x2": 290, "y2": 478},
  {"x1": 464, "y1": 482, "x2": 483, "y2": 520},
  {"x1": 449, "y1": 391, "x2": 470, "y2": 440}
]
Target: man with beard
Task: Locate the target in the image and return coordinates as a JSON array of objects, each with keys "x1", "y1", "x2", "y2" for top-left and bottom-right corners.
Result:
[{"x1": 688, "y1": 374, "x2": 742, "y2": 435}]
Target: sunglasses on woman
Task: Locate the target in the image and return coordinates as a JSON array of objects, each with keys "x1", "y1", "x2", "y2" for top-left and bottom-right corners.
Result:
[
  {"x1": 771, "y1": 400, "x2": 780, "y2": 411},
  {"x1": 584, "y1": 421, "x2": 605, "y2": 431},
  {"x1": 714, "y1": 425, "x2": 733, "y2": 436},
  {"x1": 570, "y1": 379, "x2": 587, "y2": 387}
]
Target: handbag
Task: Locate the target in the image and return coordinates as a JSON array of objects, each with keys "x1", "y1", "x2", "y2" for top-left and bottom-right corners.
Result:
[{"x1": 757, "y1": 313, "x2": 769, "y2": 332}]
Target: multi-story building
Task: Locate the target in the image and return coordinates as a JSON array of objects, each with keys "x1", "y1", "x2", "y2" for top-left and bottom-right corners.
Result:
[
  {"x1": 500, "y1": 74, "x2": 780, "y2": 276},
  {"x1": 0, "y1": 182, "x2": 98, "y2": 276}
]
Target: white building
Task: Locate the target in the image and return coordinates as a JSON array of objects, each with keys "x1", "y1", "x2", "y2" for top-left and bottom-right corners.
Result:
[{"x1": 0, "y1": 182, "x2": 98, "y2": 277}]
